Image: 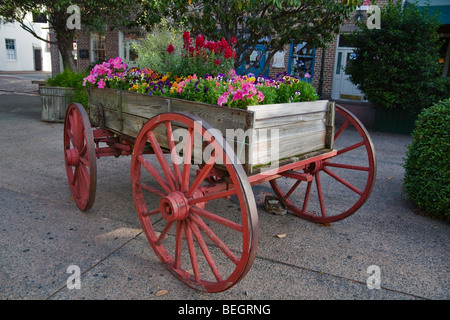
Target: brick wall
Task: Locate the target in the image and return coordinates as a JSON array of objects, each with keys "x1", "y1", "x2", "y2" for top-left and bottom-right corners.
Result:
[
  {"x1": 50, "y1": 29, "x2": 120, "y2": 76},
  {"x1": 312, "y1": 36, "x2": 338, "y2": 99}
]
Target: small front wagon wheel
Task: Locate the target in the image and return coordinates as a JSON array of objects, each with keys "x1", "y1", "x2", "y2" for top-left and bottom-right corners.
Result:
[
  {"x1": 131, "y1": 112, "x2": 259, "y2": 293},
  {"x1": 63, "y1": 103, "x2": 97, "y2": 211}
]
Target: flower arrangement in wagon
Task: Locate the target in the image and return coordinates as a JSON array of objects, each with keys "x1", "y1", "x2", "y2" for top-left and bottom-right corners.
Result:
[{"x1": 82, "y1": 31, "x2": 318, "y2": 109}]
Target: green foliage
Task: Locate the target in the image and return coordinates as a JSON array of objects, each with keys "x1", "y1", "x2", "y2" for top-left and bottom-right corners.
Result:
[
  {"x1": 133, "y1": 19, "x2": 186, "y2": 75},
  {"x1": 346, "y1": 1, "x2": 449, "y2": 112},
  {"x1": 46, "y1": 69, "x2": 89, "y2": 107},
  {"x1": 140, "y1": 0, "x2": 362, "y2": 73},
  {"x1": 402, "y1": 99, "x2": 450, "y2": 220}
]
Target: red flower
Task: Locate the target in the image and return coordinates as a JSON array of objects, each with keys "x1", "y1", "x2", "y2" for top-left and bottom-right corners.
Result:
[
  {"x1": 224, "y1": 47, "x2": 233, "y2": 59},
  {"x1": 230, "y1": 37, "x2": 237, "y2": 46},
  {"x1": 205, "y1": 41, "x2": 217, "y2": 53},
  {"x1": 218, "y1": 38, "x2": 229, "y2": 52},
  {"x1": 195, "y1": 34, "x2": 205, "y2": 48},
  {"x1": 214, "y1": 59, "x2": 221, "y2": 66},
  {"x1": 166, "y1": 44, "x2": 174, "y2": 54},
  {"x1": 183, "y1": 31, "x2": 191, "y2": 49}
]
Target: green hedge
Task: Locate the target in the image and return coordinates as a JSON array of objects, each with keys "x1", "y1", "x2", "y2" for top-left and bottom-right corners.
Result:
[
  {"x1": 403, "y1": 99, "x2": 450, "y2": 220},
  {"x1": 46, "y1": 68, "x2": 89, "y2": 107}
]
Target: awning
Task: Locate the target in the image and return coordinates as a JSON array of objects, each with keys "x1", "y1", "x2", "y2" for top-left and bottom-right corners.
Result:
[{"x1": 406, "y1": 0, "x2": 450, "y2": 25}]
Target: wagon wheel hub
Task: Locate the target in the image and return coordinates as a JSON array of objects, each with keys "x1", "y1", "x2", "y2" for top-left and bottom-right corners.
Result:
[
  {"x1": 159, "y1": 191, "x2": 190, "y2": 222},
  {"x1": 304, "y1": 160, "x2": 323, "y2": 174},
  {"x1": 65, "y1": 147, "x2": 80, "y2": 167}
]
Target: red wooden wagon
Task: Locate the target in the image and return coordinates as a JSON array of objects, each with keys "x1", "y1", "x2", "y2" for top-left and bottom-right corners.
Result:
[{"x1": 63, "y1": 88, "x2": 376, "y2": 292}]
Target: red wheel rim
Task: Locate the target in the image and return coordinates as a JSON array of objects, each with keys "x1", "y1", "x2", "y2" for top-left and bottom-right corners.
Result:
[
  {"x1": 64, "y1": 103, "x2": 97, "y2": 211},
  {"x1": 270, "y1": 105, "x2": 376, "y2": 223},
  {"x1": 131, "y1": 112, "x2": 258, "y2": 292}
]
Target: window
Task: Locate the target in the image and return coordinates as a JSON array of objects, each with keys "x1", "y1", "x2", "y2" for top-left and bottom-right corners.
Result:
[
  {"x1": 5, "y1": 39, "x2": 16, "y2": 60},
  {"x1": 32, "y1": 12, "x2": 47, "y2": 23},
  {"x1": 91, "y1": 33, "x2": 106, "y2": 63},
  {"x1": 289, "y1": 42, "x2": 315, "y2": 79}
]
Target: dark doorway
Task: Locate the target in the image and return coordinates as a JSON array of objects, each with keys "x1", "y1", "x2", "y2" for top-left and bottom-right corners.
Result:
[{"x1": 34, "y1": 49, "x2": 42, "y2": 71}]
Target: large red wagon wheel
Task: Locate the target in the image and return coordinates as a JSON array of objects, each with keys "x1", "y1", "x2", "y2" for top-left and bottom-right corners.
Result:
[
  {"x1": 63, "y1": 103, "x2": 97, "y2": 211},
  {"x1": 131, "y1": 112, "x2": 259, "y2": 293},
  {"x1": 270, "y1": 105, "x2": 376, "y2": 223}
]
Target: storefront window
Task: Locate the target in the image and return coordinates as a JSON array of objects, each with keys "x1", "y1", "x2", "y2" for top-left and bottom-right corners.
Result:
[{"x1": 289, "y1": 42, "x2": 315, "y2": 79}]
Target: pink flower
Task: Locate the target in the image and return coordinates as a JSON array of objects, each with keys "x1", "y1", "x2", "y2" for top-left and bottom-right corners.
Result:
[
  {"x1": 97, "y1": 79, "x2": 106, "y2": 89},
  {"x1": 227, "y1": 69, "x2": 236, "y2": 77},
  {"x1": 218, "y1": 92, "x2": 229, "y2": 106},
  {"x1": 305, "y1": 72, "x2": 311, "y2": 79},
  {"x1": 257, "y1": 91, "x2": 265, "y2": 102},
  {"x1": 232, "y1": 90, "x2": 244, "y2": 101}
]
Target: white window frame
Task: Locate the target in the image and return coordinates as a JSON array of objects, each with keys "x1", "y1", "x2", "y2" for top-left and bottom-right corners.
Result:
[
  {"x1": 5, "y1": 38, "x2": 17, "y2": 60},
  {"x1": 91, "y1": 32, "x2": 106, "y2": 63}
]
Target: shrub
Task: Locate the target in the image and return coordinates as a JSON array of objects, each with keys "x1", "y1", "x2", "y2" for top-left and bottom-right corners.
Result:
[
  {"x1": 402, "y1": 99, "x2": 450, "y2": 220},
  {"x1": 46, "y1": 68, "x2": 89, "y2": 107},
  {"x1": 346, "y1": 1, "x2": 448, "y2": 112}
]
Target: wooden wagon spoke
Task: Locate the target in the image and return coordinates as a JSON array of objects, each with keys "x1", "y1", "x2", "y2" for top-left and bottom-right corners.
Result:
[
  {"x1": 180, "y1": 127, "x2": 194, "y2": 193},
  {"x1": 322, "y1": 167, "x2": 363, "y2": 195},
  {"x1": 190, "y1": 213, "x2": 239, "y2": 265},
  {"x1": 325, "y1": 162, "x2": 370, "y2": 171},
  {"x1": 183, "y1": 221, "x2": 201, "y2": 282},
  {"x1": 185, "y1": 152, "x2": 219, "y2": 198},
  {"x1": 302, "y1": 180, "x2": 313, "y2": 213},
  {"x1": 187, "y1": 218, "x2": 223, "y2": 282},
  {"x1": 284, "y1": 179, "x2": 302, "y2": 199},
  {"x1": 155, "y1": 221, "x2": 174, "y2": 246},
  {"x1": 137, "y1": 155, "x2": 171, "y2": 194},
  {"x1": 136, "y1": 181, "x2": 166, "y2": 198},
  {"x1": 336, "y1": 140, "x2": 366, "y2": 156},
  {"x1": 188, "y1": 187, "x2": 238, "y2": 205},
  {"x1": 146, "y1": 130, "x2": 177, "y2": 192},
  {"x1": 165, "y1": 121, "x2": 182, "y2": 190},
  {"x1": 334, "y1": 119, "x2": 350, "y2": 141},
  {"x1": 314, "y1": 172, "x2": 327, "y2": 218},
  {"x1": 142, "y1": 208, "x2": 160, "y2": 217},
  {"x1": 190, "y1": 206, "x2": 243, "y2": 232},
  {"x1": 174, "y1": 221, "x2": 184, "y2": 270}
]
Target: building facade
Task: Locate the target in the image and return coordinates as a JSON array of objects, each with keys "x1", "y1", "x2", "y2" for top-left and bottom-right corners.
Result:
[{"x1": 0, "y1": 13, "x2": 52, "y2": 72}]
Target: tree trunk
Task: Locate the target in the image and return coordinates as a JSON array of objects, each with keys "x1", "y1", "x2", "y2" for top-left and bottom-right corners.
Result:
[
  {"x1": 58, "y1": 41, "x2": 77, "y2": 72},
  {"x1": 54, "y1": 26, "x2": 77, "y2": 72}
]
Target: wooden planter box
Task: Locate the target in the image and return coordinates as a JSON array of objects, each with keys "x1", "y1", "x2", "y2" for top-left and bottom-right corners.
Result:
[
  {"x1": 88, "y1": 88, "x2": 335, "y2": 174},
  {"x1": 40, "y1": 86, "x2": 75, "y2": 123}
]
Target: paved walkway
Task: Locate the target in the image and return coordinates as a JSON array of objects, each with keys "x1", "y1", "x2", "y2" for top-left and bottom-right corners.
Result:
[{"x1": 0, "y1": 76, "x2": 448, "y2": 304}]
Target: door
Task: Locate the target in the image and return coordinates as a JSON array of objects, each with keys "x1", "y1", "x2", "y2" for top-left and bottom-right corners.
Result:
[
  {"x1": 34, "y1": 49, "x2": 42, "y2": 71},
  {"x1": 331, "y1": 48, "x2": 365, "y2": 100}
]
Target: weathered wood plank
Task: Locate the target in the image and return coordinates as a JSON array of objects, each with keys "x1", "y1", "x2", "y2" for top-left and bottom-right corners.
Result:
[{"x1": 247, "y1": 100, "x2": 329, "y2": 119}]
